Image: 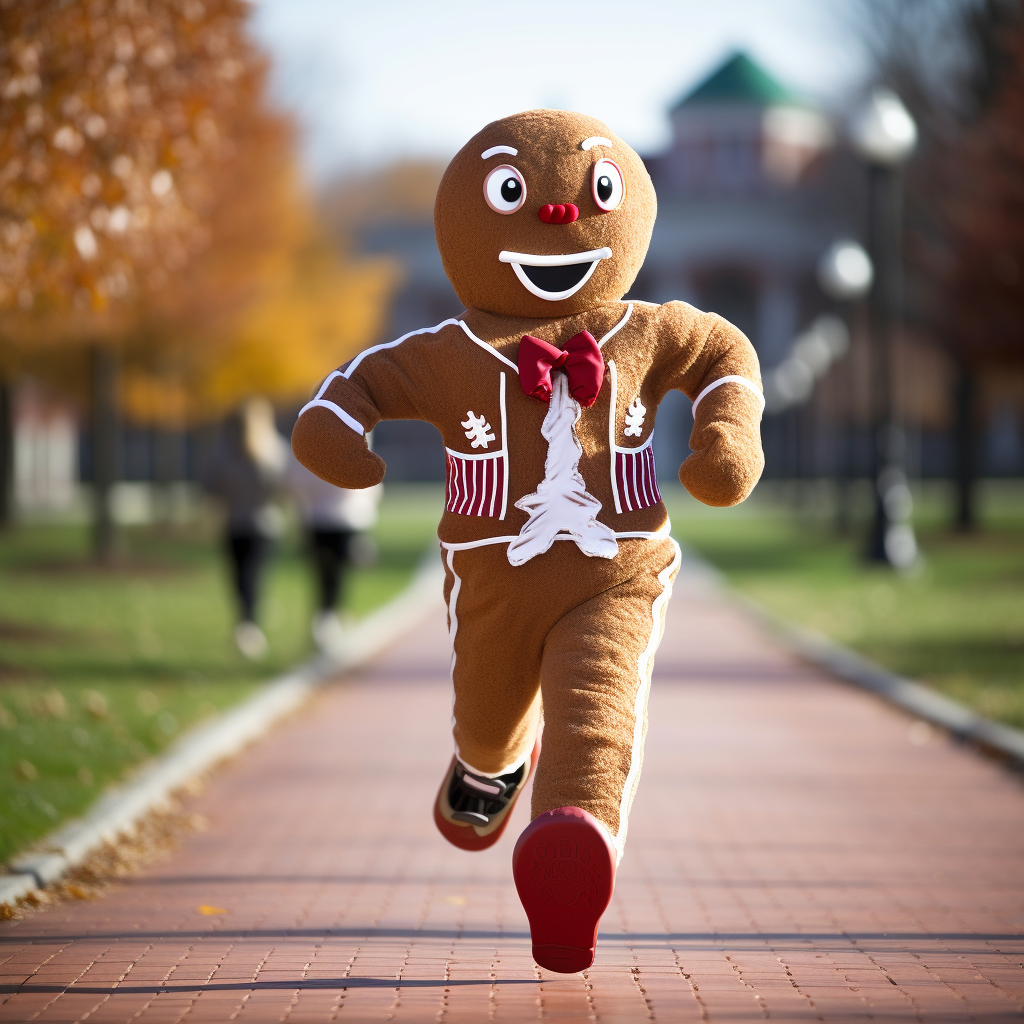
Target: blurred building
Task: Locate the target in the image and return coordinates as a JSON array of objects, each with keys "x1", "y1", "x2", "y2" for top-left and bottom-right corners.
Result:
[{"x1": 635, "y1": 52, "x2": 865, "y2": 478}]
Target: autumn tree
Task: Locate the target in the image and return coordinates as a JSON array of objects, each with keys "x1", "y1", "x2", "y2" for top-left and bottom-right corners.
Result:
[{"x1": 0, "y1": 0, "x2": 295, "y2": 553}]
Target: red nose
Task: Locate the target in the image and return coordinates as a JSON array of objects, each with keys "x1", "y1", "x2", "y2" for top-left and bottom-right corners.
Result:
[{"x1": 538, "y1": 203, "x2": 579, "y2": 225}]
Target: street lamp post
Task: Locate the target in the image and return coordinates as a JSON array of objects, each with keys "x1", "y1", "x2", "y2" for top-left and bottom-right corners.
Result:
[
  {"x1": 817, "y1": 239, "x2": 873, "y2": 534},
  {"x1": 850, "y1": 88, "x2": 919, "y2": 569}
]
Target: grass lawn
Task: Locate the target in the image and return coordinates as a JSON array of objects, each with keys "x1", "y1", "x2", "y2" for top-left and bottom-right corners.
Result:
[
  {"x1": 0, "y1": 484, "x2": 443, "y2": 865},
  {"x1": 666, "y1": 479, "x2": 1024, "y2": 731}
]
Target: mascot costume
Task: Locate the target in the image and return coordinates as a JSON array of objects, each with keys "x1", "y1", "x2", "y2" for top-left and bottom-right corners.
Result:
[{"x1": 292, "y1": 110, "x2": 764, "y2": 973}]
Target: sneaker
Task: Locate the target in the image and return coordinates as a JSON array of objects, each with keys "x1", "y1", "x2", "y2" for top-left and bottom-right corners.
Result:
[
  {"x1": 312, "y1": 610, "x2": 348, "y2": 658},
  {"x1": 434, "y1": 739, "x2": 540, "y2": 852},
  {"x1": 512, "y1": 806, "x2": 617, "y2": 973},
  {"x1": 234, "y1": 620, "x2": 268, "y2": 660}
]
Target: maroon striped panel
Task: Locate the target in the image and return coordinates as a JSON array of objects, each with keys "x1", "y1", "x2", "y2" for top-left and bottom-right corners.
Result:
[
  {"x1": 614, "y1": 444, "x2": 661, "y2": 512},
  {"x1": 445, "y1": 452, "x2": 504, "y2": 518}
]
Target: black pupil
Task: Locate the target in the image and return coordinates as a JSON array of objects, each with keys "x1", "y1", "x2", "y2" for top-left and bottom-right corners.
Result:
[
  {"x1": 597, "y1": 175, "x2": 614, "y2": 202},
  {"x1": 500, "y1": 177, "x2": 522, "y2": 203}
]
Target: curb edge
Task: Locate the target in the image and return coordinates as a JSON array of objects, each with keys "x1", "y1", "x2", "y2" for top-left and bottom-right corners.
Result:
[
  {"x1": 1, "y1": 557, "x2": 445, "y2": 909},
  {"x1": 732, "y1": 591, "x2": 1024, "y2": 769}
]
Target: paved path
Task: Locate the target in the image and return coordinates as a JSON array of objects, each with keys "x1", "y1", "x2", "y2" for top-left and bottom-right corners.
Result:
[{"x1": 2, "y1": 566, "x2": 1023, "y2": 1023}]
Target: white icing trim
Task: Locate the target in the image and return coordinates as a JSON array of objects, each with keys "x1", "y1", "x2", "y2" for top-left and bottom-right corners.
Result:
[
  {"x1": 580, "y1": 136, "x2": 613, "y2": 151},
  {"x1": 598, "y1": 302, "x2": 632, "y2": 348},
  {"x1": 442, "y1": 535, "x2": 521, "y2": 550},
  {"x1": 444, "y1": 445, "x2": 504, "y2": 462},
  {"x1": 498, "y1": 247, "x2": 612, "y2": 266},
  {"x1": 498, "y1": 372, "x2": 509, "y2": 520},
  {"x1": 481, "y1": 145, "x2": 517, "y2": 159},
  {"x1": 691, "y1": 375, "x2": 765, "y2": 417},
  {"x1": 439, "y1": 522, "x2": 668, "y2": 553},
  {"x1": 343, "y1": 318, "x2": 462, "y2": 380},
  {"x1": 615, "y1": 521, "x2": 671, "y2": 540},
  {"x1": 456, "y1": 321, "x2": 519, "y2": 372},
  {"x1": 297, "y1": 398, "x2": 365, "y2": 436},
  {"x1": 613, "y1": 431, "x2": 654, "y2": 456},
  {"x1": 445, "y1": 544, "x2": 463, "y2": 745},
  {"x1": 615, "y1": 539, "x2": 681, "y2": 861},
  {"x1": 607, "y1": 359, "x2": 622, "y2": 514},
  {"x1": 311, "y1": 369, "x2": 343, "y2": 401}
]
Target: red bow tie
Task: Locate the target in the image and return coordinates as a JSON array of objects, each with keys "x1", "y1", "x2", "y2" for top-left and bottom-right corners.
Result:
[{"x1": 518, "y1": 331, "x2": 604, "y2": 408}]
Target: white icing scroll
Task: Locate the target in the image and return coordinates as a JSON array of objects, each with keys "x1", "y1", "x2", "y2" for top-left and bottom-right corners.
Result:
[{"x1": 507, "y1": 374, "x2": 618, "y2": 566}]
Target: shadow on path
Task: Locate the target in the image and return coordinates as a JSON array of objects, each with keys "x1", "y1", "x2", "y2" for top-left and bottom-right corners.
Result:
[
  {"x1": 4, "y1": 928, "x2": 1021, "y2": 951},
  {"x1": 0, "y1": 978, "x2": 536, "y2": 995}
]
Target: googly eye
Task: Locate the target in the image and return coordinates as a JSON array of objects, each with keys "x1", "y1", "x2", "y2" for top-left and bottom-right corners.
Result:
[
  {"x1": 592, "y1": 158, "x2": 624, "y2": 212},
  {"x1": 484, "y1": 164, "x2": 527, "y2": 214}
]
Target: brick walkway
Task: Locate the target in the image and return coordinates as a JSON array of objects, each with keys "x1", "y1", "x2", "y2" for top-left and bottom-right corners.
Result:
[{"x1": 2, "y1": 564, "x2": 1023, "y2": 1023}]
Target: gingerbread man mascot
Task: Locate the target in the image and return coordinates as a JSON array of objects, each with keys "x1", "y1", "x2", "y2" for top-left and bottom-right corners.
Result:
[{"x1": 292, "y1": 110, "x2": 765, "y2": 973}]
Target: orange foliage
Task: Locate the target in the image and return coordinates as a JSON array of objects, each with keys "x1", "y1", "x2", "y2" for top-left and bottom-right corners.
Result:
[
  {"x1": 0, "y1": 0, "x2": 289, "y2": 333},
  {"x1": 0, "y1": 0, "x2": 398, "y2": 421},
  {"x1": 120, "y1": 235, "x2": 400, "y2": 425}
]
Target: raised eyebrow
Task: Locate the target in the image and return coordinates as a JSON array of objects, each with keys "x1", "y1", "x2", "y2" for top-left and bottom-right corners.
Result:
[
  {"x1": 481, "y1": 145, "x2": 518, "y2": 159},
  {"x1": 580, "y1": 136, "x2": 613, "y2": 151}
]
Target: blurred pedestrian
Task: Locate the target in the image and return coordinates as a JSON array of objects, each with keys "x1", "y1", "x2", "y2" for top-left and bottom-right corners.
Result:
[
  {"x1": 284, "y1": 450, "x2": 381, "y2": 656},
  {"x1": 202, "y1": 397, "x2": 287, "y2": 659}
]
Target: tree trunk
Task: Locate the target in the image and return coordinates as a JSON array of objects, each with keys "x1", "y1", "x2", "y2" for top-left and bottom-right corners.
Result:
[
  {"x1": 0, "y1": 376, "x2": 13, "y2": 528},
  {"x1": 91, "y1": 346, "x2": 119, "y2": 561},
  {"x1": 952, "y1": 357, "x2": 978, "y2": 532}
]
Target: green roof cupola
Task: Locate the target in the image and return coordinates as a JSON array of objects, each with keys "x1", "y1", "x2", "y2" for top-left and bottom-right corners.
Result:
[{"x1": 674, "y1": 52, "x2": 798, "y2": 109}]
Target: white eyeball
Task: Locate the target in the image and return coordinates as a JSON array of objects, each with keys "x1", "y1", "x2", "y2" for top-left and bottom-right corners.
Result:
[
  {"x1": 592, "y1": 158, "x2": 624, "y2": 212},
  {"x1": 484, "y1": 164, "x2": 527, "y2": 214}
]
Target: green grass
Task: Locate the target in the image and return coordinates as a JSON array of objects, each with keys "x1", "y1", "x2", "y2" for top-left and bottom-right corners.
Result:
[
  {"x1": 666, "y1": 479, "x2": 1024, "y2": 731},
  {"x1": 0, "y1": 485, "x2": 443, "y2": 865}
]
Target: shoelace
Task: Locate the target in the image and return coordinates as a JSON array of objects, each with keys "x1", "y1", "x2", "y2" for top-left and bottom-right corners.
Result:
[{"x1": 448, "y1": 760, "x2": 525, "y2": 826}]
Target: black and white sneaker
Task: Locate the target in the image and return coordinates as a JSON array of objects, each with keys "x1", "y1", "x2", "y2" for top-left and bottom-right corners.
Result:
[{"x1": 433, "y1": 740, "x2": 540, "y2": 851}]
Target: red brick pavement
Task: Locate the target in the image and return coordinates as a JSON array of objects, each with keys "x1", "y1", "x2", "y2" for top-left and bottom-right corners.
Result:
[{"x1": 2, "y1": 567, "x2": 1023, "y2": 1022}]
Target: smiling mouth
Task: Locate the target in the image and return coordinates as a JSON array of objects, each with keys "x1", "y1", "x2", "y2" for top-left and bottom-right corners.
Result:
[{"x1": 498, "y1": 247, "x2": 613, "y2": 301}]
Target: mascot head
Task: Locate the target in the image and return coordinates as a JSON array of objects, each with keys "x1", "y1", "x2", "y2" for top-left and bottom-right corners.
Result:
[{"x1": 435, "y1": 110, "x2": 657, "y2": 319}]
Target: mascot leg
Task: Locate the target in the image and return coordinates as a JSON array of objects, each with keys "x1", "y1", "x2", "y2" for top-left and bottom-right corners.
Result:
[
  {"x1": 434, "y1": 547, "x2": 544, "y2": 851},
  {"x1": 512, "y1": 537, "x2": 680, "y2": 973}
]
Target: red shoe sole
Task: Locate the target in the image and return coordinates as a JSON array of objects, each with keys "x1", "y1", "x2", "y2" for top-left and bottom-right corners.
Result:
[
  {"x1": 512, "y1": 807, "x2": 617, "y2": 973},
  {"x1": 434, "y1": 740, "x2": 540, "y2": 852}
]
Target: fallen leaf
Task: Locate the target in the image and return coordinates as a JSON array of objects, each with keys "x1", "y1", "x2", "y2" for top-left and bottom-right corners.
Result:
[{"x1": 197, "y1": 904, "x2": 228, "y2": 915}]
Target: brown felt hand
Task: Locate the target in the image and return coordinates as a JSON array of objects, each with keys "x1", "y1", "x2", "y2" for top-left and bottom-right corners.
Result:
[
  {"x1": 678, "y1": 385, "x2": 765, "y2": 507},
  {"x1": 291, "y1": 407, "x2": 386, "y2": 489}
]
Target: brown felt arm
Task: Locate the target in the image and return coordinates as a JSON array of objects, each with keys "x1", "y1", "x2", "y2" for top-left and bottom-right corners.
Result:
[
  {"x1": 656, "y1": 305, "x2": 765, "y2": 507},
  {"x1": 679, "y1": 318, "x2": 764, "y2": 506},
  {"x1": 291, "y1": 375, "x2": 387, "y2": 489}
]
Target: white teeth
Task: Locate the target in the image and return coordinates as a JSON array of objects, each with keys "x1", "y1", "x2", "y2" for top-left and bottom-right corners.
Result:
[{"x1": 498, "y1": 248, "x2": 613, "y2": 301}]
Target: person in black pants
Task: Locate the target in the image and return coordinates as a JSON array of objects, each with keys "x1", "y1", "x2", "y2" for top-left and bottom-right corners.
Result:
[
  {"x1": 285, "y1": 450, "x2": 380, "y2": 656},
  {"x1": 202, "y1": 399, "x2": 286, "y2": 659}
]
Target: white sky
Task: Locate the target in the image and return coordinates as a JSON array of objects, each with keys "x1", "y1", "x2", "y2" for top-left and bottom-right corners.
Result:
[{"x1": 250, "y1": 0, "x2": 869, "y2": 181}]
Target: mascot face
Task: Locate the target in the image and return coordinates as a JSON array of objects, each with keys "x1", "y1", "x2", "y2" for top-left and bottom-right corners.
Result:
[{"x1": 435, "y1": 110, "x2": 657, "y2": 318}]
